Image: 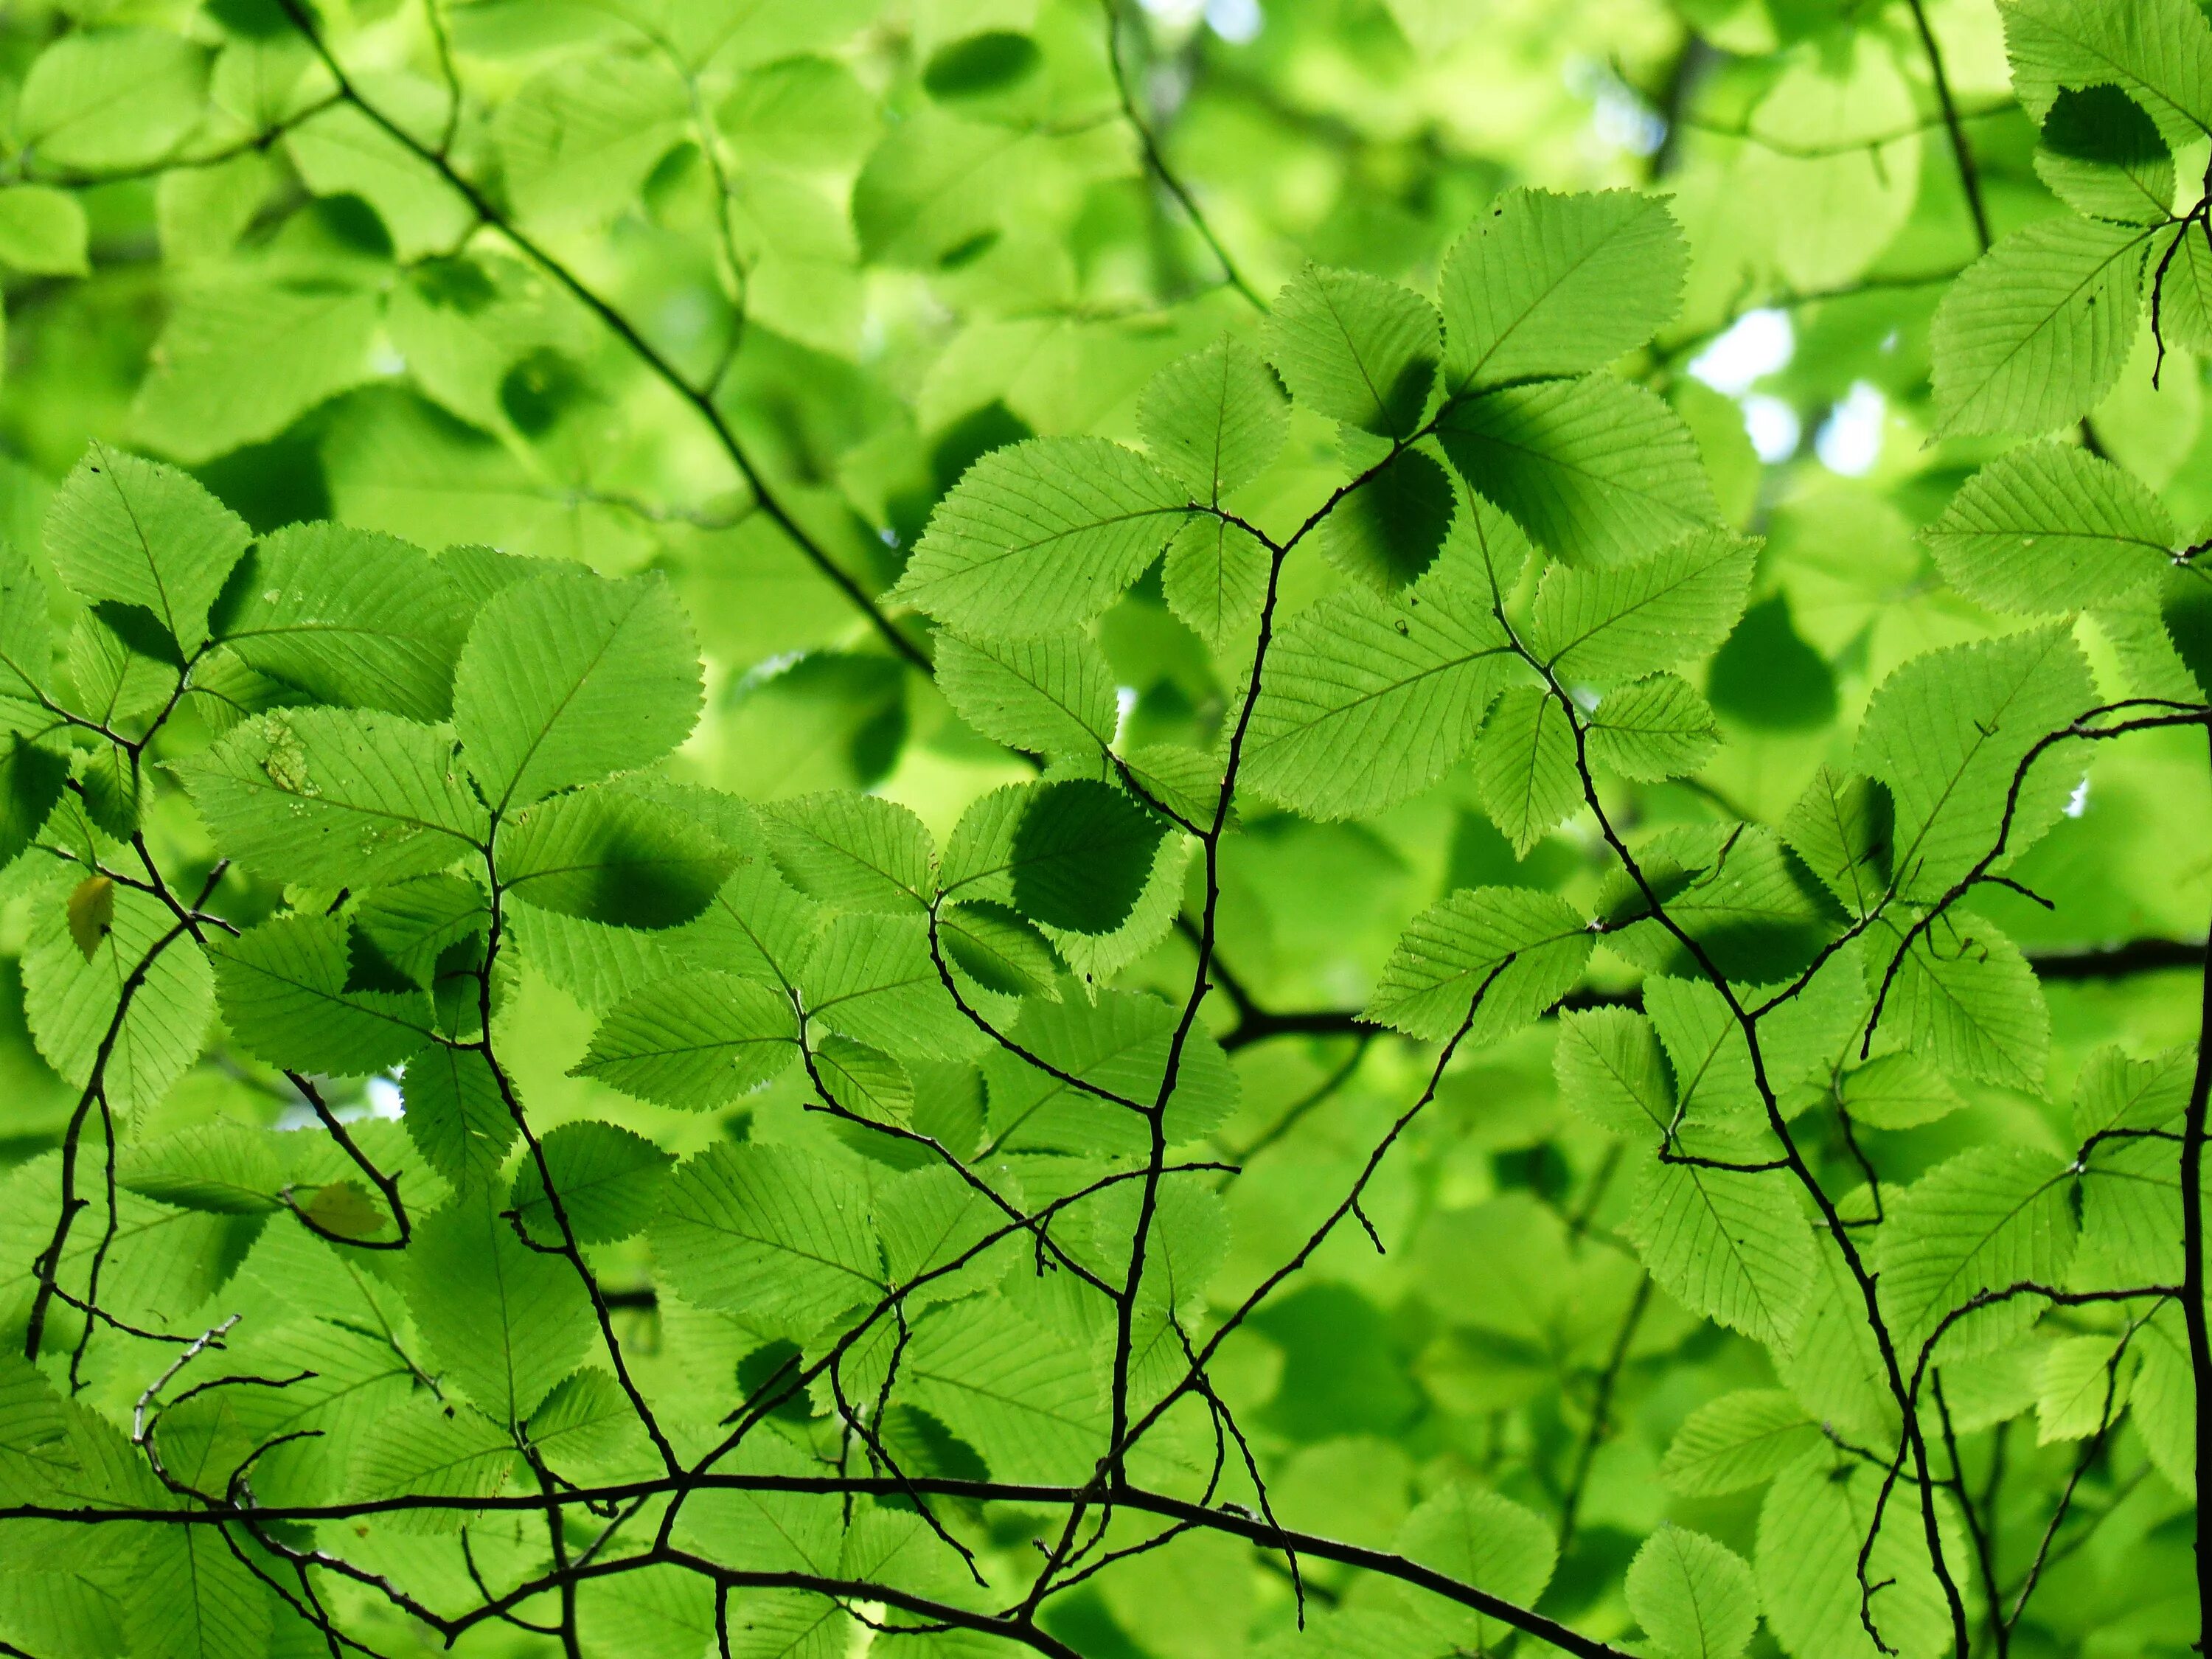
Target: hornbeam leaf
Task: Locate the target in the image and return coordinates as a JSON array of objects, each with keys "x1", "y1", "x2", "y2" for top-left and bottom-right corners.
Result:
[
  {"x1": 936, "y1": 630, "x2": 1119, "y2": 761},
  {"x1": 891, "y1": 438, "x2": 1191, "y2": 634},
  {"x1": 1441, "y1": 187, "x2": 1688, "y2": 392},
  {"x1": 1366, "y1": 886, "x2": 1592, "y2": 1044},
  {"x1": 1929, "y1": 216, "x2": 2150, "y2": 438},
  {"x1": 2002, "y1": 0, "x2": 2212, "y2": 151},
  {"x1": 212, "y1": 524, "x2": 476, "y2": 720},
  {"x1": 1242, "y1": 571, "x2": 1519, "y2": 820},
  {"x1": 2035, "y1": 86, "x2": 2176, "y2": 224},
  {"x1": 650, "y1": 1144, "x2": 883, "y2": 1340},
  {"x1": 44, "y1": 446, "x2": 248, "y2": 654},
  {"x1": 1264, "y1": 263, "x2": 1440, "y2": 439},
  {"x1": 1007, "y1": 779, "x2": 1165, "y2": 936},
  {"x1": 174, "y1": 706, "x2": 487, "y2": 890},
  {"x1": 1436, "y1": 375, "x2": 1719, "y2": 568},
  {"x1": 453, "y1": 568, "x2": 703, "y2": 810},
  {"x1": 1587, "y1": 673, "x2": 1721, "y2": 780},
  {"x1": 510, "y1": 1120, "x2": 673, "y2": 1245},
  {"x1": 1528, "y1": 526, "x2": 1756, "y2": 680},
  {"x1": 406, "y1": 1197, "x2": 597, "y2": 1424},
  {"x1": 499, "y1": 787, "x2": 737, "y2": 930},
  {"x1": 1625, "y1": 1156, "x2": 1815, "y2": 1352},
  {"x1": 1139, "y1": 338, "x2": 1289, "y2": 501},
  {"x1": 1393, "y1": 1486, "x2": 1556, "y2": 1653},
  {"x1": 1854, "y1": 627, "x2": 2094, "y2": 898},
  {"x1": 212, "y1": 914, "x2": 436, "y2": 1075},
  {"x1": 572, "y1": 970, "x2": 799, "y2": 1109},
  {"x1": 1923, "y1": 442, "x2": 2174, "y2": 611},
  {"x1": 1626, "y1": 1528, "x2": 1759, "y2": 1659},
  {"x1": 1658, "y1": 1391, "x2": 1822, "y2": 1496},
  {"x1": 1757, "y1": 1452, "x2": 1952, "y2": 1659},
  {"x1": 1474, "y1": 684, "x2": 1579, "y2": 855},
  {"x1": 1877, "y1": 1144, "x2": 2076, "y2": 1359}
]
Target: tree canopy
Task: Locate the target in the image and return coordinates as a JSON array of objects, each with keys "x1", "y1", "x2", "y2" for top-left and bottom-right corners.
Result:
[{"x1": 0, "y1": 1, "x2": 2210, "y2": 1658}]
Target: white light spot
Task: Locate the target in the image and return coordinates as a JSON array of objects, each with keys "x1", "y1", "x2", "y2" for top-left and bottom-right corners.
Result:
[
  {"x1": 364, "y1": 1075, "x2": 405, "y2": 1120},
  {"x1": 1116, "y1": 686, "x2": 1139, "y2": 740},
  {"x1": 1141, "y1": 0, "x2": 1207, "y2": 21},
  {"x1": 1742, "y1": 394, "x2": 1802, "y2": 464},
  {"x1": 1816, "y1": 382, "x2": 1887, "y2": 477},
  {"x1": 2065, "y1": 775, "x2": 2090, "y2": 818},
  {"x1": 1688, "y1": 309, "x2": 1794, "y2": 397},
  {"x1": 369, "y1": 342, "x2": 406, "y2": 377},
  {"x1": 1206, "y1": 0, "x2": 1262, "y2": 43}
]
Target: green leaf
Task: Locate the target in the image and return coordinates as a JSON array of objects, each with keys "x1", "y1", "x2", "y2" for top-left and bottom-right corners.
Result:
[
  {"x1": 1868, "y1": 911, "x2": 2051, "y2": 1091},
  {"x1": 1626, "y1": 1156, "x2": 1815, "y2": 1352},
  {"x1": 891, "y1": 438, "x2": 1191, "y2": 634},
  {"x1": 936, "y1": 630, "x2": 1118, "y2": 761},
  {"x1": 406, "y1": 1194, "x2": 598, "y2": 1423},
  {"x1": 1474, "y1": 684, "x2": 1579, "y2": 855},
  {"x1": 2152, "y1": 215, "x2": 2212, "y2": 353},
  {"x1": 212, "y1": 524, "x2": 477, "y2": 720},
  {"x1": 1437, "y1": 376, "x2": 1719, "y2": 568},
  {"x1": 1838, "y1": 1051, "x2": 1961, "y2": 1131},
  {"x1": 2072, "y1": 1042, "x2": 2191, "y2": 1138},
  {"x1": 511, "y1": 1120, "x2": 674, "y2": 1245},
  {"x1": 493, "y1": 54, "x2": 690, "y2": 229},
  {"x1": 0, "y1": 187, "x2": 89, "y2": 276},
  {"x1": 1161, "y1": 515, "x2": 1270, "y2": 646},
  {"x1": 1264, "y1": 263, "x2": 1440, "y2": 439},
  {"x1": 173, "y1": 706, "x2": 487, "y2": 889},
  {"x1": 939, "y1": 900, "x2": 1060, "y2": 999},
  {"x1": 131, "y1": 279, "x2": 381, "y2": 465},
  {"x1": 500, "y1": 786, "x2": 737, "y2": 930},
  {"x1": 1587, "y1": 674, "x2": 1721, "y2": 780},
  {"x1": 24, "y1": 874, "x2": 212, "y2": 1115},
  {"x1": 345, "y1": 1394, "x2": 518, "y2": 1523},
  {"x1": 983, "y1": 989, "x2": 1237, "y2": 1155},
  {"x1": 1924, "y1": 442, "x2": 2174, "y2": 611},
  {"x1": 1530, "y1": 526, "x2": 1756, "y2": 680},
  {"x1": 123, "y1": 1526, "x2": 272, "y2": 1659},
  {"x1": 44, "y1": 446, "x2": 249, "y2": 654},
  {"x1": 1756, "y1": 1450, "x2": 1954, "y2": 1659},
  {"x1": 1242, "y1": 571, "x2": 1517, "y2": 820},
  {"x1": 1781, "y1": 768, "x2": 1893, "y2": 915},
  {"x1": 2036, "y1": 86, "x2": 2176, "y2": 223},
  {"x1": 1366, "y1": 886, "x2": 1593, "y2": 1044},
  {"x1": 901, "y1": 1295, "x2": 1104, "y2": 1483},
  {"x1": 650, "y1": 1144, "x2": 882, "y2": 1339},
  {"x1": 1321, "y1": 446, "x2": 1455, "y2": 591},
  {"x1": 0, "y1": 538, "x2": 55, "y2": 734},
  {"x1": 1878, "y1": 1144, "x2": 2076, "y2": 1359},
  {"x1": 1555, "y1": 1006, "x2": 1673, "y2": 1138},
  {"x1": 1007, "y1": 779, "x2": 1166, "y2": 936},
  {"x1": 212, "y1": 914, "x2": 435, "y2": 1075},
  {"x1": 15, "y1": 28, "x2": 205, "y2": 171},
  {"x1": 402, "y1": 1045, "x2": 515, "y2": 1194},
  {"x1": 1627, "y1": 1528, "x2": 1759, "y2": 1659},
  {"x1": 1138, "y1": 338, "x2": 1288, "y2": 502},
  {"x1": 571, "y1": 970, "x2": 798, "y2": 1109},
  {"x1": 2003, "y1": 0, "x2": 2212, "y2": 151},
  {"x1": 116, "y1": 1123, "x2": 282, "y2": 1214},
  {"x1": 1658, "y1": 1390, "x2": 1821, "y2": 1496},
  {"x1": 762, "y1": 792, "x2": 937, "y2": 912},
  {"x1": 1393, "y1": 1486, "x2": 1556, "y2": 1652},
  {"x1": 453, "y1": 568, "x2": 703, "y2": 811},
  {"x1": 801, "y1": 912, "x2": 981, "y2": 1062},
  {"x1": 1929, "y1": 216, "x2": 2150, "y2": 439},
  {"x1": 1441, "y1": 187, "x2": 1687, "y2": 392},
  {"x1": 1854, "y1": 627, "x2": 2094, "y2": 897},
  {"x1": 0, "y1": 734, "x2": 67, "y2": 868}
]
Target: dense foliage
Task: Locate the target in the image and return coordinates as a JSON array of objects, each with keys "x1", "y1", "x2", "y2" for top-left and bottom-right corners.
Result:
[{"x1": 1, "y1": 0, "x2": 2211, "y2": 1656}]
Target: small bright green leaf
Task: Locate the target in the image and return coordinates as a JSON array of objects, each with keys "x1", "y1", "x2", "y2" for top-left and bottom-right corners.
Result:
[
  {"x1": 1366, "y1": 886, "x2": 1592, "y2": 1044},
  {"x1": 1265, "y1": 264, "x2": 1440, "y2": 439},
  {"x1": 1441, "y1": 187, "x2": 1686, "y2": 392},
  {"x1": 213, "y1": 914, "x2": 435, "y2": 1075},
  {"x1": 572, "y1": 970, "x2": 798, "y2": 1109},
  {"x1": 1437, "y1": 376, "x2": 1719, "y2": 568},
  {"x1": 936, "y1": 630, "x2": 1119, "y2": 761},
  {"x1": 1321, "y1": 445, "x2": 1455, "y2": 590},
  {"x1": 500, "y1": 787, "x2": 737, "y2": 930},
  {"x1": 1658, "y1": 1390, "x2": 1821, "y2": 1495},
  {"x1": 44, "y1": 446, "x2": 249, "y2": 654},
  {"x1": 1530, "y1": 525, "x2": 1756, "y2": 680},
  {"x1": 1139, "y1": 338, "x2": 1288, "y2": 502},
  {"x1": 453, "y1": 568, "x2": 703, "y2": 810},
  {"x1": 2036, "y1": 86, "x2": 2175, "y2": 223},
  {"x1": 512, "y1": 1120, "x2": 674, "y2": 1245},
  {"x1": 1925, "y1": 441, "x2": 2174, "y2": 612},
  {"x1": 1475, "y1": 684, "x2": 1579, "y2": 855},
  {"x1": 406, "y1": 1197, "x2": 598, "y2": 1424},
  {"x1": 1627, "y1": 1528, "x2": 1759, "y2": 1659},
  {"x1": 1587, "y1": 673, "x2": 1720, "y2": 779},
  {"x1": 892, "y1": 439, "x2": 1191, "y2": 635}
]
